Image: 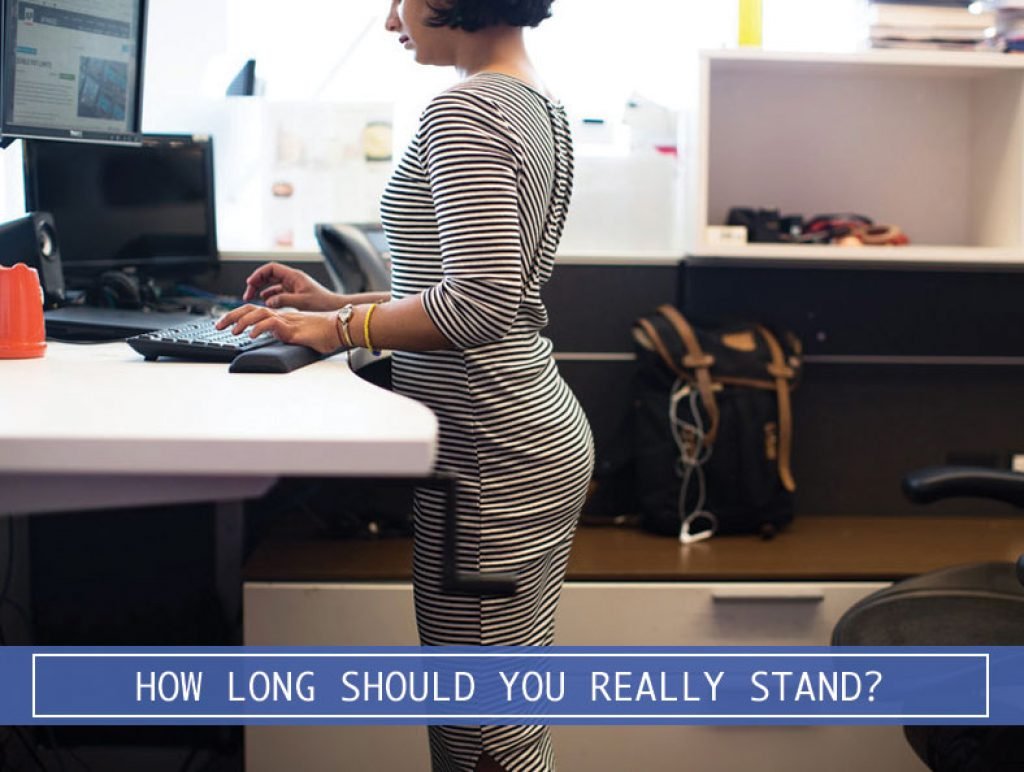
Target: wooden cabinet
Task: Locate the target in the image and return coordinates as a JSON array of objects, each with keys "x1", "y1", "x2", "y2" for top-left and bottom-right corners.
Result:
[
  {"x1": 556, "y1": 582, "x2": 881, "y2": 646},
  {"x1": 240, "y1": 518, "x2": 1023, "y2": 770},
  {"x1": 243, "y1": 579, "x2": 925, "y2": 772},
  {"x1": 551, "y1": 581, "x2": 924, "y2": 772},
  {"x1": 244, "y1": 583, "x2": 424, "y2": 772}
]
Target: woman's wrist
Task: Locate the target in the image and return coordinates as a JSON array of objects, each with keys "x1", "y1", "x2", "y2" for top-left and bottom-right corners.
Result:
[
  {"x1": 318, "y1": 311, "x2": 344, "y2": 353},
  {"x1": 336, "y1": 291, "x2": 390, "y2": 308},
  {"x1": 322, "y1": 291, "x2": 350, "y2": 311}
]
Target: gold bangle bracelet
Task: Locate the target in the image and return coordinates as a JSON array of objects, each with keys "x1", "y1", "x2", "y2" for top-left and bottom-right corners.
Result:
[{"x1": 364, "y1": 302, "x2": 380, "y2": 355}]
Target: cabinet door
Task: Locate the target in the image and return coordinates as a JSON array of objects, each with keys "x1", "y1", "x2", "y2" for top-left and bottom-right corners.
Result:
[
  {"x1": 551, "y1": 725, "x2": 924, "y2": 772},
  {"x1": 552, "y1": 582, "x2": 924, "y2": 772},
  {"x1": 244, "y1": 583, "x2": 429, "y2": 772},
  {"x1": 243, "y1": 581, "x2": 925, "y2": 772},
  {"x1": 554, "y1": 582, "x2": 888, "y2": 646},
  {"x1": 244, "y1": 582, "x2": 418, "y2": 646}
]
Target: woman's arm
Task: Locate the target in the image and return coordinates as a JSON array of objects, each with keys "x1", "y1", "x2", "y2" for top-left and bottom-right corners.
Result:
[
  {"x1": 216, "y1": 292, "x2": 449, "y2": 353},
  {"x1": 240, "y1": 262, "x2": 392, "y2": 312},
  {"x1": 350, "y1": 92, "x2": 522, "y2": 354},
  {"x1": 410, "y1": 89, "x2": 524, "y2": 350},
  {"x1": 339, "y1": 291, "x2": 392, "y2": 308},
  {"x1": 345, "y1": 295, "x2": 451, "y2": 352}
]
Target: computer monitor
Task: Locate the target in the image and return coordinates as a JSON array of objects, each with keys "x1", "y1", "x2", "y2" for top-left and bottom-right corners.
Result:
[
  {"x1": 0, "y1": 0, "x2": 147, "y2": 145},
  {"x1": 23, "y1": 133, "x2": 219, "y2": 281}
]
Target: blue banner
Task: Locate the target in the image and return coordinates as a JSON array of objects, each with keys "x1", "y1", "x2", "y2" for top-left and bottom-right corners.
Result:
[{"x1": 0, "y1": 646, "x2": 1017, "y2": 725}]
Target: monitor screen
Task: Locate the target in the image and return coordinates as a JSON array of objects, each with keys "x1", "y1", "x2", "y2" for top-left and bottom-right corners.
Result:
[
  {"x1": 1, "y1": 0, "x2": 147, "y2": 145},
  {"x1": 23, "y1": 134, "x2": 218, "y2": 277}
]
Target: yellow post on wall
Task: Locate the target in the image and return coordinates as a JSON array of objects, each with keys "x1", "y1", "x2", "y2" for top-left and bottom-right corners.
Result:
[{"x1": 738, "y1": 0, "x2": 763, "y2": 47}]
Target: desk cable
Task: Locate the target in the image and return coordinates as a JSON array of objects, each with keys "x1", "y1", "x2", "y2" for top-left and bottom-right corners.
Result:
[{"x1": 0, "y1": 516, "x2": 89, "y2": 772}]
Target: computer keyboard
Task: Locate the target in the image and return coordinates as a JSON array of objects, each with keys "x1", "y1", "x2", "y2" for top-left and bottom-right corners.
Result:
[{"x1": 126, "y1": 318, "x2": 275, "y2": 362}]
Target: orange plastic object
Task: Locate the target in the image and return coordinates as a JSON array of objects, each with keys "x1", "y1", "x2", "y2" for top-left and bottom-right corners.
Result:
[{"x1": 0, "y1": 263, "x2": 47, "y2": 358}]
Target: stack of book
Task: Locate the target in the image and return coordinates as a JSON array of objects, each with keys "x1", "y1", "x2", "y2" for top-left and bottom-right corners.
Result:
[{"x1": 868, "y1": 1, "x2": 998, "y2": 50}]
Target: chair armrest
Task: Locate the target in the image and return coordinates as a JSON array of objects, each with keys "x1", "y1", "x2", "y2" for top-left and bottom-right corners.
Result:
[{"x1": 903, "y1": 466, "x2": 1024, "y2": 509}]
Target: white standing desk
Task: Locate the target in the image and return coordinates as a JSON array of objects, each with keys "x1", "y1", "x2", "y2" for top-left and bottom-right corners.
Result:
[{"x1": 0, "y1": 342, "x2": 438, "y2": 516}]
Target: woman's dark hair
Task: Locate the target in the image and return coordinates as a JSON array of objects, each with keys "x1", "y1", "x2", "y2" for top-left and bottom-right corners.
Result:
[{"x1": 426, "y1": 0, "x2": 554, "y2": 32}]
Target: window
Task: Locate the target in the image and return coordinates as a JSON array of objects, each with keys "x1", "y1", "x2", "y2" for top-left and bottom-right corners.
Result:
[{"x1": 0, "y1": 0, "x2": 865, "y2": 256}]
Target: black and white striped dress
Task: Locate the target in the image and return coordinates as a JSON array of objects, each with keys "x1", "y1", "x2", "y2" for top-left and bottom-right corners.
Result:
[{"x1": 380, "y1": 72, "x2": 594, "y2": 771}]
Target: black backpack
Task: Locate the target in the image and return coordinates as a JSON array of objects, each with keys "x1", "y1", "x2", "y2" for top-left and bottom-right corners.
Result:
[{"x1": 632, "y1": 305, "x2": 802, "y2": 541}]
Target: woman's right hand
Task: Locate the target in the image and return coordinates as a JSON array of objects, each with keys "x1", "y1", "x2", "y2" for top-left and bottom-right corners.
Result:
[{"x1": 242, "y1": 262, "x2": 343, "y2": 312}]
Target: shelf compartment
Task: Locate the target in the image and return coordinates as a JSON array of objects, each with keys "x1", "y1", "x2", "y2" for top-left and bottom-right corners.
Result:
[{"x1": 695, "y1": 50, "x2": 1024, "y2": 262}]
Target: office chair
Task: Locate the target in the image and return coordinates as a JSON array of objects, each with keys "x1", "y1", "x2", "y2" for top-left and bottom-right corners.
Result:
[
  {"x1": 831, "y1": 466, "x2": 1024, "y2": 771},
  {"x1": 313, "y1": 222, "x2": 391, "y2": 295}
]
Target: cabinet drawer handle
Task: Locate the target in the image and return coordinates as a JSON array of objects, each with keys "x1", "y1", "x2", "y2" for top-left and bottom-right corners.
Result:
[{"x1": 711, "y1": 590, "x2": 825, "y2": 603}]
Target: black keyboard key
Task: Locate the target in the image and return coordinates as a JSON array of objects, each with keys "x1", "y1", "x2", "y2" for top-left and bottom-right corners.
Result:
[{"x1": 126, "y1": 318, "x2": 276, "y2": 362}]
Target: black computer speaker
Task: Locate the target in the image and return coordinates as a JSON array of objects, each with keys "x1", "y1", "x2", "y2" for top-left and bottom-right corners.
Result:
[{"x1": 0, "y1": 212, "x2": 65, "y2": 307}]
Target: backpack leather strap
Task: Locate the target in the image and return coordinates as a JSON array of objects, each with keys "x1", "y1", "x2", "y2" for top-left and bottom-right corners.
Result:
[
  {"x1": 635, "y1": 317, "x2": 687, "y2": 380},
  {"x1": 657, "y1": 304, "x2": 720, "y2": 446},
  {"x1": 756, "y1": 324, "x2": 797, "y2": 493}
]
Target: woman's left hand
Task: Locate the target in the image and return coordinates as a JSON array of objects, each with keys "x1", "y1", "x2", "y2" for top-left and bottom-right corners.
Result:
[{"x1": 215, "y1": 305, "x2": 342, "y2": 354}]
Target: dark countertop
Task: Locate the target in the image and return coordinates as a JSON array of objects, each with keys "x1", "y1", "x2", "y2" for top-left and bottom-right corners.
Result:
[{"x1": 244, "y1": 515, "x2": 1024, "y2": 583}]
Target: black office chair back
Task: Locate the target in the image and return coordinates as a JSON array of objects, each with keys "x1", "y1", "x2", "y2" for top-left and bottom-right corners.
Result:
[
  {"x1": 833, "y1": 466, "x2": 1024, "y2": 647},
  {"x1": 831, "y1": 466, "x2": 1024, "y2": 771},
  {"x1": 831, "y1": 561, "x2": 1024, "y2": 647},
  {"x1": 314, "y1": 223, "x2": 391, "y2": 295}
]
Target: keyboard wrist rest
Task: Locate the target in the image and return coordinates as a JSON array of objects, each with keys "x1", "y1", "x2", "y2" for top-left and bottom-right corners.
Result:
[{"x1": 228, "y1": 342, "x2": 326, "y2": 373}]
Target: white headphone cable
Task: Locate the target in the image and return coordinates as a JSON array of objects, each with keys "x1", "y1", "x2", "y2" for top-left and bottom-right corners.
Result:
[{"x1": 668, "y1": 380, "x2": 717, "y2": 544}]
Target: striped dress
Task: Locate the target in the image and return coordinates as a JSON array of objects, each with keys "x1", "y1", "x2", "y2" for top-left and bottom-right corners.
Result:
[{"x1": 380, "y1": 72, "x2": 594, "y2": 771}]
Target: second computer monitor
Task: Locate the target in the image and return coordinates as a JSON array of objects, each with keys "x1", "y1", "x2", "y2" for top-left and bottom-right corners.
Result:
[
  {"x1": 0, "y1": 0, "x2": 148, "y2": 145},
  {"x1": 23, "y1": 133, "x2": 219, "y2": 282}
]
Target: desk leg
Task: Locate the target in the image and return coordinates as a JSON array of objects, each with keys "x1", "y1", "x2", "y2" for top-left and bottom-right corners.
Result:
[
  {"x1": 215, "y1": 501, "x2": 245, "y2": 642},
  {"x1": 0, "y1": 515, "x2": 32, "y2": 645},
  {"x1": 431, "y1": 474, "x2": 518, "y2": 596}
]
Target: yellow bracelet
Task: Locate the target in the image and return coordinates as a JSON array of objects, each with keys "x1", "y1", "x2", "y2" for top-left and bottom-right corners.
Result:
[{"x1": 364, "y1": 302, "x2": 380, "y2": 356}]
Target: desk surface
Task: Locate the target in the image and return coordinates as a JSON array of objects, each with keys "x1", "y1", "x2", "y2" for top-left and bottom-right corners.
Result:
[
  {"x1": 0, "y1": 342, "x2": 437, "y2": 515},
  {"x1": 0, "y1": 342, "x2": 437, "y2": 477}
]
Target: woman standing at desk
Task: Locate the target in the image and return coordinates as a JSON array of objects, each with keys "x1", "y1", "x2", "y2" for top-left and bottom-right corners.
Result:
[{"x1": 218, "y1": 0, "x2": 592, "y2": 769}]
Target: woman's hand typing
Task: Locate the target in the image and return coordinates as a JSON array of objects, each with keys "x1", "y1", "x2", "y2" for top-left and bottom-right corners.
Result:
[
  {"x1": 215, "y1": 305, "x2": 343, "y2": 354},
  {"x1": 242, "y1": 262, "x2": 343, "y2": 312}
]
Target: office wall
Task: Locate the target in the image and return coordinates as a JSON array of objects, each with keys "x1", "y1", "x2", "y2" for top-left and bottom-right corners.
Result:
[
  {"x1": 681, "y1": 263, "x2": 1024, "y2": 518},
  {"x1": 142, "y1": 0, "x2": 229, "y2": 129},
  {"x1": 545, "y1": 261, "x2": 1024, "y2": 520}
]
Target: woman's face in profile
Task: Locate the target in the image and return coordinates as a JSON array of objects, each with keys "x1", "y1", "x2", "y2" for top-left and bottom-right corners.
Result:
[{"x1": 386, "y1": 0, "x2": 458, "y2": 67}]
